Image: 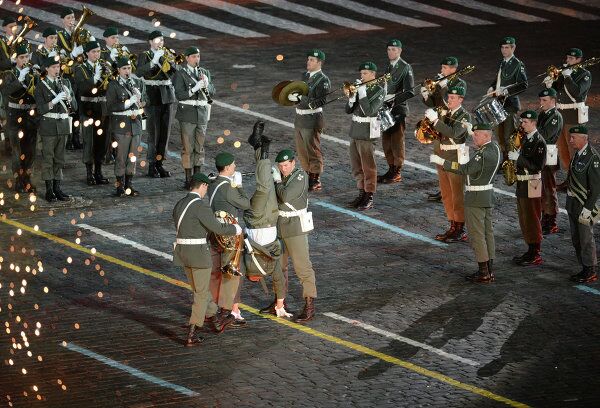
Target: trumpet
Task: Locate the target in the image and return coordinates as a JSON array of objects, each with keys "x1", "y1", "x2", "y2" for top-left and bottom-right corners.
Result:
[
  {"x1": 422, "y1": 65, "x2": 475, "y2": 93},
  {"x1": 160, "y1": 47, "x2": 185, "y2": 73},
  {"x1": 313, "y1": 73, "x2": 391, "y2": 108},
  {"x1": 546, "y1": 56, "x2": 600, "y2": 81},
  {"x1": 98, "y1": 59, "x2": 117, "y2": 91},
  {"x1": 501, "y1": 126, "x2": 526, "y2": 186},
  {"x1": 115, "y1": 43, "x2": 137, "y2": 66}
]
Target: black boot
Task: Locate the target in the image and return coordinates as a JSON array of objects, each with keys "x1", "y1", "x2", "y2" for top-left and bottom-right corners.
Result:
[
  {"x1": 115, "y1": 176, "x2": 126, "y2": 197},
  {"x1": 357, "y1": 192, "x2": 374, "y2": 211},
  {"x1": 294, "y1": 297, "x2": 315, "y2": 323},
  {"x1": 435, "y1": 221, "x2": 455, "y2": 242},
  {"x1": 183, "y1": 168, "x2": 192, "y2": 190},
  {"x1": 308, "y1": 173, "x2": 322, "y2": 192},
  {"x1": 124, "y1": 175, "x2": 139, "y2": 196},
  {"x1": 185, "y1": 324, "x2": 204, "y2": 347},
  {"x1": 427, "y1": 190, "x2": 442, "y2": 202},
  {"x1": 543, "y1": 214, "x2": 559, "y2": 235},
  {"x1": 23, "y1": 173, "x2": 35, "y2": 194},
  {"x1": 193, "y1": 165, "x2": 201, "y2": 175},
  {"x1": 447, "y1": 221, "x2": 468, "y2": 242},
  {"x1": 488, "y1": 259, "x2": 495, "y2": 281},
  {"x1": 472, "y1": 261, "x2": 493, "y2": 283},
  {"x1": 248, "y1": 120, "x2": 265, "y2": 149},
  {"x1": 348, "y1": 189, "x2": 365, "y2": 208},
  {"x1": 516, "y1": 243, "x2": 543, "y2": 266},
  {"x1": 53, "y1": 180, "x2": 70, "y2": 201},
  {"x1": 213, "y1": 309, "x2": 235, "y2": 334},
  {"x1": 572, "y1": 266, "x2": 598, "y2": 283},
  {"x1": 260, "y1": 136, "x2": 270, "y2": 159},
  {"x1": 147, "y1": 162, "x2": 160, "y2": 178},
  {"x1": 44, "y1": 180, "x2": 57, "y2": 202},
  {"x1": 94, "y1": 162, "x2": 109, "y2": 185},
  {"x1": 382, "y1": 165, "x2": 402, "y2": 184},
  {"x1": 86, "y1": 164, "x2": 97, "y2": 186},
  {"x1": 14, "y1": 174, "x2": 26, "y2": 194},
  {"x1": 72, "y1": 128, "x2": 83, "y2": 150},
  {"x1": 259, "y1": 297, "x2": 278, "y2": 315},
  {"x1": 377, "y1": 165, "x2": 393, "y2": 183},
  {"x1": 155, "y1": 161, "x2": 171, "y2": 178}
]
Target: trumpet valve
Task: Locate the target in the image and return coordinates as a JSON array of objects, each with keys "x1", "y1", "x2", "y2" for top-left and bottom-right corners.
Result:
[
  {"x1": 423, "y1": 78, "x2": 435, "y2": 93},
  {"x1": 547, "y1": 65, "x2": 560, "y2": 81}
]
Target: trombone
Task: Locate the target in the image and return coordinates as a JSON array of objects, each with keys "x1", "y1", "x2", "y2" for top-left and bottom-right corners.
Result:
[
  {"x1": 546, "y1": 56, "x2": 599, "y2": 81},
  {"x1": 309, "y1": 73, "x2": 391, "y2": 109},
  {"x1": 7, "y1": 16, "x2": 37, "y2": 55}
]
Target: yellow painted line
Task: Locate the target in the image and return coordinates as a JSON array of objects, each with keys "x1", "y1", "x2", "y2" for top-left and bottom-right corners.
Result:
[{"x1": 1, "y1": 217, "x2": 530, "y2": 408}]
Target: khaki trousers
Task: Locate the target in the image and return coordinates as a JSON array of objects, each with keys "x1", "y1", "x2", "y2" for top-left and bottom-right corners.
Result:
[
  {"x1": 541, "y1": 165, "x2": 559, "y2": 215},
  {"x1": 41, "y1": 134, "x2": 67, "y2": 181},
  {"x1": 557, "y1": 123, "x2": 576, "y2": 170},
  {"x1": 184, "y1": 267, "x2": 217, "y2": 326},
  {"x1": 437, "y1": 166, "x2": 465, "y2": 222},
  {"x1": 382, "y1": 119, "x2": 405, "y2": 168},
  {"x1": 209, "y1": 246, "x2": 242, "y2": 310},
  {"x1": 349, "y1": 139, "x2": 377, "y2": 193},
  {"x1": 517, "y1": 197, "x2": 542, "y2": 244},
  {"x1": 113, "y1": 132, "x2": 140, "y2": 177},
  {"x1": 495, "y1": 112, "x2": 517, "y2": 154},
  {"x1": 180, "y1": 121, "x2": 206, "y2": 169},
  {"x1": 295, "y1": 127, "x2": 323, "y2": 174},
  {"x1": 465, "y1": 206, "x2": 495, "y2": 262},
  {"x1": 281, "y1": 234, "x2": 317, "y2": 299}
]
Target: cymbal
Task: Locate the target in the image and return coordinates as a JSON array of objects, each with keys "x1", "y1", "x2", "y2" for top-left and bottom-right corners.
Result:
[
  {"x1": 272, "y1": 80, "x2": 292, "y2": 104},
  {"x1": 278, "y1": 80, "x2": 308, "y2": 107}
]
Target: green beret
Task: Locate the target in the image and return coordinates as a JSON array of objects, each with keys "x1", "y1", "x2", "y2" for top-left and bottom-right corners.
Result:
[
  {"x1": 569, "y1": 125, "x2": 588, "y2": 135},
  {"x1": 3, "y1": 16, "x2": 16, "y2": 27},
  {"x1": 387, "y1": 39, "x2": 402, "y2": 48},
  {"x1": 441, "y1": 56, "x2": 458, "y2": 66},
  {"x1": 472, "y1": 123, "x2": 493, "y2": 131},
  {"x1": 358, "y1": 61, "x2": 377, "y2": 72},
  {"x1": 520, "y1": 110, "x2": 538, "y2": 120},
  {"x1": 567, "y1": 48, "x2": 583, "y2": 58},
  {"x1": 447, "y1": 86, "x2": 465, "y2": 97},
  {"x1": 275, "y1": 149, "x2": 295, "y2": 163},
  {"x1": 83, "y1": 40, "x2": 100, "y2": 53},
  {"x1": 60, "y1": 8, "x2": 74, "y2": 18},
  {"x1": 501, "y1": 36, "x2": 516, "y2": 45},
  {"x1": 191, "y1": 172, "x2": 211, "y2": 184},
  {"x1": 307, "y1": 48, "x2": 325, "y2": 61},
  {"x1": 215, "y1": 152, "x2": 235, "y2": 167},
  {"x1": 148, "y1": 30, "x2": 163, "y2": 41},
  {"x1": 43, "y1": 55, "x2": 60, "y2": 68},
  {"x1": 184, "y1": 46, "x2": 200, "y2": 56},
  {"x1": 115, "y1": 56, "x2": 131, "y2": 68},
  {"x1": 538, "y1": 88, "x2": 557, "y2": 98},
  {"x1": 42, "y1": 27, "x2": 58, "y2": 38},
  {"x1": 103, "y1": 26, "x2": 119, "y2": 38},
  {"x1": 14, "y1": 43, "x2": 29, "y2": 56}
]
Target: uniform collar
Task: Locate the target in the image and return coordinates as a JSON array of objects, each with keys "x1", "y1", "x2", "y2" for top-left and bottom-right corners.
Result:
[
  {"x1": 307, "y1": 69, "x2": 321, "y2": 78},
  {"x1": 449, "y1": 106, "x2": 462, "y2": 116},
  {"x1": 189, "y1": 191, "x2": 202, "y2": 198},
  {"x1": 218, "y1": 174, "x2": 233, "y2": 181},
  {"x1": 578, "y1": 143, "x2": 588, "y2": 156},
  {"x1": 503, "y1": 55, "x2": 514, "y2": 63},
  {"x1": 526, "y1": 130, "x2": 536, "y2": 140},
  {"x1": 542, "y1": 106, "x2": 556, "y2": 114}
]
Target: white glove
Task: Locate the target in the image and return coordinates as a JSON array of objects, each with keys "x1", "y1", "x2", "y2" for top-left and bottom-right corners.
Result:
[
  {"x1": 348, "y1": 93, "x2": 356, "y2": 104},
  {"x1": 191, "y1": 80, "x2": 204, "y2": 93},
  {"x1": 271, "y1": 166, "x2": 282, "y2": 183},
  {"x1": 429, "y1": 154, "x2": 445, "y2": 166},
  {"x1": 110, "y1": 47, "x2": 119, "y2": 59},
  {"x1": 579, "y1": 208, "x2": 593, "y2": 225},
  {"x1": 463, "y1": 121, "x2": 474, "y2": 136},
  {"x1": 48, "y1": 50, "x2": 57, "y2": 58},
  {"x1": 287, "y1": 92, "x2": 301, "y2": 102},
  {"x1": 275, "y1": 305, "x2": 293, "y2": 318},
  {"x1": 357, "y1": 85, "x2": 367, "y2": 99},
  {"x1": 543, "y1": 75, "x2": 553, "y2": 88},
  {"x1": 420, "y1": 86, "x2": 429, "y2": 100},
  {"x1": 438, "y1": 78, "x2": 448, "y2": 88},
  {"x1": 508, "y1": 150, "x2": 519, "y2": 161},
  {"x1": 124, "y1": 94, "x2": 139, "y2": 109},
  {"x1": 425, "y1": 108, "x2": 438, "y2": 123},
  {"x1": 233, "y1": 224, "x2": 243, "y2": 235},
  {"x1": 151, "y1": 49, "x2": 164, "y2": 65},
  {"x1": 70, "y1": 45, "x2": 84, "y2": 58},
  {"x1": 562, "y1": 68, "x2": 573, "y2": 77},
  {"x1": 498, "y1": 87, "x2": 509, "y2": 97},
  {"x1": 487, "y1": 87, "x2": 494, "y2": 97},
  {"x1": 51, "y1": 91, "x2": 67, "y2": 105},
  {"x1": 233, "y1": 171, "x2": 242, "y2": 187},
  {"x1": 18, "y1": 67, "x2": 30, "y2": 82},
  {"x1": 93, "y1": 64, "x2": 102, "y2": 83}
]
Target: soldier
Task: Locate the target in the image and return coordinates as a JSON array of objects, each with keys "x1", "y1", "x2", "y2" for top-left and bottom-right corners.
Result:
[
  {"x1": 565, "y1": 125, "x2": 599, "y2": 283},
  {"x1": 74, "y1": 40, "x2": 110, "y2": 187},
  {"x1": 31, "y1": 27, "x2": 59, "y2": 73},
  {"x1": 345, "y1": 61, "x2": 385, "y2": 211},
  {"x1": 172, "y1": 46, "x2": 215, "y2": 189},
  {"x1": 105, "y1": 56, "x2": 147, "y2": 197},
  {"x1": 421, "y1": 56, "x2": 467, "y2": 202},
  {"x1": 425, "y1": 86, "x2": 471, "y2": 242},
  {"x1": 100, "y1": 27, "x2": 132, "y2": 68},
  {"x1": 173, "y1": 172, "x2": 242, "y2": 347},
  {"x1": 1, "y1": 43, "x2": 38, "y2": 193},
  {"x1": 207, "y1": 152, "x2": 251, "y2": 327},
  {"x1": 537, "y1": 88, "x2": 563, "y2": 234},
  {"x1": 487, "y1": 37, "x2": 527, "y2": 162},
  {"x1": 510, "y1": 110, "x2": 547, "y2": 266},
  {"x1": 287, "y1": 49, "x2": 330, "y2": 192},
  {"x1": 136, "y1": 30, "x2": 177, "y2": 179},
  {"x1": 431, "y1": 123, "x2": 502, "y2": 282},
  {"x1": 34, "y1": 55, "x2": 78, "y2": 202},
  {"x1": 378, "y1": 39, "x2": 414, "y2": 184},
  {"x1": 0, "y1": 16, "x2": 17, "y2": 71},
  {"x1": 271, "y1": 148, "x2": 317, "y2": 323}
]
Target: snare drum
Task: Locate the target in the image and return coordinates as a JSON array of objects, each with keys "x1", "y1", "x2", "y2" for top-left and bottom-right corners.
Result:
[
  {"x1": 377, "y1": 108, "x2": 395, "y2": 132},
  {"x1": 474, "y1": 97, "x2": 508, "y2": 127}
]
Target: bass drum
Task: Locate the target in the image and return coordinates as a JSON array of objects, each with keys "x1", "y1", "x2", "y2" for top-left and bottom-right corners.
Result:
[
  {"x1": 474, "y1": 97, "x2": 508, "y2": 127},
  {"x1": 377, "y1": 108, "x2": 396, "y2": 132}
]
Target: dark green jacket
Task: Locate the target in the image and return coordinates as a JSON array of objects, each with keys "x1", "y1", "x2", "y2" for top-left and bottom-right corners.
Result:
[
  {"x1": 567, "y1": 144, "x2": 600, "y2": 212},
  {"x1": 74, "y1": 61, "x2": 107, "y2": 118},
  {"x1": 0, "y1": 67, "x2": 37, "y2": 130},
  {"x1": 515, "y1": 130, "x2": 546, "y2": 198},
  {"x1": 0, "y1": 35, "x2": 12, "y2": 71},
  {"x1": 385, "y1": 58, "x2": 414, "y2": 118},
  {"x1": 423, "y1": 76, "x2": 467, "y2": 109},
  {"x1": 433, "y1": 106, "x2": 471, "y2": 161},
  {"x1": 173, "y1": 65, "x2": 214, "y2": 124},
  {"x1": 105, "y1": 76, "x2": 147, "y2": 136},
  {"x1": 34, "y1": 76, "x2": 77, "y2": 136},
  {"x1": 489, "y1": 56, "x2": 527, "y2": 113},
  {"x1": 537, "y1": 107, "x2": 563, "y2": 145},
  {"x1": 276, "y1": 167, "x2": 309, "y2": 238},
  {"x1": 552, "y1": 67, "x2": 592, "y2": 124},
  {"x1": 136, "y1": 49, "x2": 176, "y2": 105},
  {"x1": 345, "y1": 84, "x2": 385, "y2": 141},
  {"x1": 294, "y1": 70, "x2": 330, "y2": 129},
  {"x1": 207, "y1": 175, "x2": 251, "y2": 218},
  {"x1": 244, "y1": 149, "x2": 279, "y2": 229}
]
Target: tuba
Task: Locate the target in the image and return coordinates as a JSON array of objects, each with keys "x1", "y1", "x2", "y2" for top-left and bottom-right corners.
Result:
[
  {"x1": 212, "y1": 211, "x2": 244, "y2": 277},
  {"x1": 415, "y1": 107, "x2": 444, "y2": 144},
  {"x1": 160, "y1": 47, "x2": 185, "y2": 73},
  {"x1": 71, "y1": 6, "x2": 95, "y2": 51},
  {"x1": 501, "y1": 126, "x2": 526, "y2": 186},
  {"x1": 8, "y1": 16, "x2": 37, "y2": 55}
]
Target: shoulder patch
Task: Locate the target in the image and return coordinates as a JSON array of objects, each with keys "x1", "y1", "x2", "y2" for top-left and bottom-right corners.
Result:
[
  {"x1": 551, "y1": 119, "x2": 557, "y2": 125},
  {"x1": 585, "y1": 75, "x2": 590, "y2": 81},
  {"x1": 475, "y1": 155, "x2": 481, "y2": 161},
  {"x1": 297, "y1": 173, "x2": 304, "y2": 181}
]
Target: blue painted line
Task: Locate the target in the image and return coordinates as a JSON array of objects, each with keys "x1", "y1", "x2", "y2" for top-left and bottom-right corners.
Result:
[
  {"x1": 575, "y1": 285, "x2": 600, "y2": 296},
  {"x1": 139, "y1": 141, "x2": 179, "y2": 159},
  {"x1": 312, "y1": 200, "x2": 448, "y2": 248},
  {"x1": 62, "y1": 342, "x2": 199, "y2": 397}
]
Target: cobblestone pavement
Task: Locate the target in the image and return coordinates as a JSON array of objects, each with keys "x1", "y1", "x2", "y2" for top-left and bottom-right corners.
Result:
[{"x1": 1, "y1": 1, "x2": 600, "y2": 407}]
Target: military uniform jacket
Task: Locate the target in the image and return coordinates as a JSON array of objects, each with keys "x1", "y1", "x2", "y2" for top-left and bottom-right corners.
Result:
[
  {"x1": 294, "y1": 70, "x2": 330, "y2": 129},
  {"x1": 207, "y1": 175, "x2": 251, "y2": 217},
  {"x1": 537, "y1": 107, "x2": 563, "y2": 145},
  {"x1": 276, "y1": 167, "x2": 309, "y2": 238},
  {"x1": 551, "y1": 67, "x2": 592, "y2": 124},
  {"x1": 57, "y1": 28, "x2": 73, "y2": 55},
  {"x1": 385, "y1": 58, "x2": 414, "y2": 118},
  {"x1": 444, "y1": 141, "x2": 501, "y2": 208},
  {"x1": 345, "y1": 84, "x2": 385, "y2": 141},
  {"x1": 433, "y1": 106, "x2": 471, "y2": 161},
  {"x1": 31, "y1": 47, "x2": 54, "y2": 71},
  {"x1": 244, "y1": 154, "x2": 279, "y2": 229},
  {"x1": 136, "y1": 50, "x2": 176, "y2": 105},
  {"x1": 34, "y1": 77, "x2": 77, "y2": 136},
  {"x1": 515, "y1": 130, "x2": 546, "y2": 198},
  {"x1": 173, "y1": 65, "x2": 215, "y2": 125},
  {"x1": 489, "y1": 56, "x2": 527, "y2": 113},
  {"x1": 173, "y1": 192, "x2": 237, "y2": 268},
  {"x1": 105, "y1": 76, "x2": 147, "y2": 136},
  {"x1": 0, "y1": 35, "x2": 12, "y2": 71},
  {"x1": 1, "y1": 67, "x2": 37, "y2": 130},
  {"x1": 101, "y1": 46, "x2": 135, "y2": 71},
  {"x1": 567, "y1": 144, "x2": 600, "y2": 212},
  {"x1": 74, "y1": 61, "x2": 107, "y2": 118},
  {"x1": 424, "y1": 76, "x2": 467, "y2": 109}
]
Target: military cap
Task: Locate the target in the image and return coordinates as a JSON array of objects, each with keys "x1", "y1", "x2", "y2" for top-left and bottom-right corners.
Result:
[
  {"x1": 358, "y1": 61, "x2": 377, "y2": 72},
  {"x1": 307, "y1": 48, "x2": 325, "y2": 61},
  {"x1": 538, "y1": 88, "x2": 557, "y2": 98},
  {"x1": 148, "y1": 30, "x2": 163, "y2": 41},
  {"x1": 115, "y1": 56, "x2": 131, "y2": 68},
  {"x1": 441, "y1": 56, "x2": 458, "y2": 66},
  {"x1": 569, "y1": 125, "x2": 588, "y2": 135},
  {"x1": 567, "y1": 48, "x2": 583, "y2": 58},
  {"x1": 103, "y1": 26, "x2": 118, "y2": 38},
  {"x1": 387, "y1": 39, "x2": 402, "y2": 48},
  {"x1": 42, "y1": 27, "x2": 58, "y2": 37},
  {"x1": 501, "y1": 36, "x2": 516, "y2": 45},
  {"x1": 447, "y1": 86, "x2": 466, "y2": 97},
  {"x1": 84, "y1": 40, "x2": 100, "y2": 53},
  {"x1": 184, "y1": 46, "x2": 200, "y2": 56},
  {"x1": 43, "y1": 55, "x2": 60, "y2": 68},
  {"x1": 2, "y1": 16, "x2": 16, "y2": 27},
  {"x1": 191, "y1": 172, "x2": 211, "y2": 184},
  {"x1": 520, "y1": 110, "x2": 538, "y2": 120},
  {"x1": 275, "y1": 149, "x2": 295, "y2": 163},
  {"x1": 215, "y1": 152, "x2": 235, "y2": 167},
  {"x1": 14, "y1": 43, "x2": 29, "y2": 56},
  {"x1": 60, "y1": 8, "x2": 75, "y2": 18},
  {"x1": 473, "y1": 123, "x2": 493, "y2": 131}
]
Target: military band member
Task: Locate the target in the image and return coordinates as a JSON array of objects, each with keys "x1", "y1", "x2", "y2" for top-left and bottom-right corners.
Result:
[
  {"x1": 105, "y1": 56, "x2": 147, "y2": 197},
  {"x1": 425, "y1": 86, "x2": 470, "y2": 242},
  {"x1": 565, "y1": 126, "x2": 599, "y2": 283},
  {"x1": 378, "y1": 39, "x2": 414, "y2": 184},
  {"x1": 487, "y1": 37, "x2": 527, "y2": 162},
  {"x1": 431, "y1": 123, "x2": 501, "y2": 282},
  {"x1": 537, "y1": 88, "x2": 563, "y2": 234},
  {"x1": 136, "y1": 30, "x2": 177, "y2": 179},
  {"x1": 173, "y1": 46, "x2": 215, "y2": 189},
  {"x1": 288, "y1": 49, "x2": 330, "y2": 192},
  {"x1": 346, "y1": 61, "x2": 385, "y2": 211},
  {"x1": 1, "y1": 43, "x2": 38, "y2": 193},
  {"x1": 31, "y1": 27, "x2": 59, "y2": 73},
  {"x1": 0, "y1": 16, "x2": 17, "y2": 71},
  {"x1": 510, "y1": 110, "x2": 546, "y2": 266},
  {"x1": 34, "y1": 56, "x2": 77, "y2": 202},
  {"x1": 100, "y1": 27, "x2": 131, "y2": 67},
  {"x1": 173, "y1": 172, "x2": 242, "y2": 346},
  {"x1": 274, "y1": 148, "x2": 317, "y2": 323}
]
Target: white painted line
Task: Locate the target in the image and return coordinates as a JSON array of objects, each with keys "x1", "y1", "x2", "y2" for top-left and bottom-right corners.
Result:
[
  {"x1": 323, "y1": 312, "x2": 480, "y2": 366},
  {"x1": 504, "y1": 0, "x2": 599, "y2": 20},
  {"x1": 115, "y1": 0, "x2": 268, "y2": 38},
  {"x1": 62, "y1": 342, "x2": 199, "y2": 396},
  {"x1": 316, "y1": 0, "x2": 439, "y2": 28},
  {"x1": 62, "y1": 0, "x2": 204, "y2": 40},
  {"x1": 186, "y1": 0, "x2": 326, "y2": 35},
  {"x1": 381, "y1": 0, "x2": 494, "y2": 25},
  {"x1": 256, "y1": 0, "x2": 383, "y2": 31},
  {"x1": 441, "y1": 0, "x2": 548, "y2": 22}
]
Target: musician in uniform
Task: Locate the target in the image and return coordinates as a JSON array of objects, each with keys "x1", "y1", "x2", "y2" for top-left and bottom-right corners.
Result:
[
  {"x1": 378, "y1": 39, "x2": 414, "y2": 184},
  {"x1": 101, "y1": 27, "x2": 131, "y2": 68},
  {"x1": 0, "y1": 16, "x2": 17, "y2": 71},
  {"x1": 425, "y1": 86, "x2": 470, "y2": 242},
  {"x1": 430, "y1": 123, "x2": 501, "y2": 282},
  {"x1": 136, "y1": 30, "x2": 177, "y2": 179},
  {"x1": 537, "y1": 88, "x2": 563, "y2": 234},
  {"x1": 565, "y1": 125, "x2": 599, "y2": 283},
  {"x1": 31, "y1": 27, "x2": 59, "y2": 73},
  {"x1": 346, "y1": 61, "x2": 385, "y2": 211},
  {"x1": 105, "y1": 56, "x2": 147, "y2": 197},
  {"x1": 510, "y1": 110, "x2": 546, "y2": 266},
  {"x1": 487, "y1": 37, "x2": 527, "y2": 162},
  {"x1": 173, "y1": 172, "x2": 242, "y2": 346},
  {"x1": 173, "y1": 46, "x2": 215, "y2": 189},
  {"x1": 34, "y1": 55, "x2": 77, "y2": 202}
]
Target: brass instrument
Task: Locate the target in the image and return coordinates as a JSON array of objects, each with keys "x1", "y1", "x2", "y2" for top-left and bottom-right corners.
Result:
[
  {"x1": 23, "y1": 63, "x2": 41, "y2": 96},
  {"x1": 160, "y1": 47, "x2": 185, "y2": 73},
  {"x1": 422, "y1": 65, "x2": 475, "y2": 93},
  {"x1": 302, "y1": 73, "x2": 391, "y2": 108},
  {"x1": 415, "y1": 107, "x2": 445, "y2": 144},
  {"x1": 501, "y1": 126, "x2": 526, "y2": 186},
  {"x1": 97, "y1": 59, "x2": 117, "y2": 91},
  {"x1": 272, "y1": 80, "x2": 308, "y2": 107},
  {"x1": 546, "y1": 56, "x2": 600, "y2": 81},
  {"x1": 115, "y1": 43, "x2": 137, "y2": 66},
  {"x1": 7, "y1": 16, "x2": 37, "y2": 55},
  {"x1": 212, "y1": 211, "x2": 244, "y2": 277},
  {"x1": 70, "y1": 6, "x2": 95, "y2": 52}
]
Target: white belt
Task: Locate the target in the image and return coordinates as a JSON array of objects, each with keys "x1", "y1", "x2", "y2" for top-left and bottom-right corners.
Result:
[
  {"x1": 279, "y1": 208, "x2": 307, "y2": 218},
  {"x1": 112, "y1": 109, "x2": 144, "y2": 116},
  {"x1": 8, "y1": 102, "x2": 35, "y2": 110},
  {"x1": 516, "y1": 173, "x2": 542, "y2": 181},
  {"x1": 179, "y1": 100, "x2": 208, "y2": 106},
  {"x1": 352, "y1": 115, "x2": 377, "y2": 123},
  {"x1": 81, "y1": 96, "x2": 106, "y2": 103},
  {"x1": 296, "y1": 107, "x2": 322, "y2": 115},
  {"x1": 440, "y1": 143, "x2": 465, "y2": 151},
  {"x1": 465, "y1": 184, "x2": 493, "y2": 192},
  {"x1": 43, "y1": 112, "x2": 70, "y2": 119},
  {"x1": 143, "y1": 79, "x2": 172, "y2": 86},
  {"x1": 175, "y1": 238, "x2": 207, "y2": 245},
  {"x1": 246, "y1": 226, "x2": 277, "y2": 246},
  {"x1": 557, "y1": 102, "x2": 585, "y2": 110}
]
